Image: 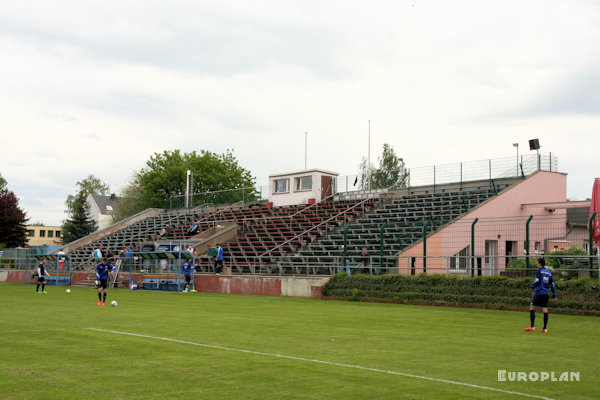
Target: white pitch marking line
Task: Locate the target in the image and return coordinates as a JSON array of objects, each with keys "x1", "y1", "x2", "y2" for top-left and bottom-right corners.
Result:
[{"x1": 88, "y1": 328, "x2": 554, "y2": 400}]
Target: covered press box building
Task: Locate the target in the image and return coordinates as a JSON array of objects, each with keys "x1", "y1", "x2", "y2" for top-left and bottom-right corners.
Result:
[{"x1": 268, "y1": 169, "x2": 339, "y2": 207}]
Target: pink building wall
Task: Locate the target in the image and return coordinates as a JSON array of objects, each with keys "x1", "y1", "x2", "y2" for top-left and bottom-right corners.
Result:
[{"x1": 398, "y1": 171, "x2": 568, "y2": 274}]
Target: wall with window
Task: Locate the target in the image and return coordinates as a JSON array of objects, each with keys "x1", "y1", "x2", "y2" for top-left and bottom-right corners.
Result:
[
  {"x1": 269, "y1": 169, "x2": 338, "y2": 207},
  {"x1": 26, "y1": 225, "x2": 63, "y2": 246}
]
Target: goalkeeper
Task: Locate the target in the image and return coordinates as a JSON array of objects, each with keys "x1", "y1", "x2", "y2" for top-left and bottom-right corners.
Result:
[{"x1": 524, "y1": 258, "x2": 557, "y2": 333}]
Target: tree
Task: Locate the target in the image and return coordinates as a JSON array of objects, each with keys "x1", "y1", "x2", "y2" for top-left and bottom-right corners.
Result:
[
  {"x1": 358, "y1": 143, "x2": 409, "y2": 190},
  {"x1": 0, "y1": 173, "x2": 29, "y2": 248},
  {"x1": 129, "y1": 149, "x2": 256, "y2": 212},
  {"x1": 61, "y1": 191, "x2": 97, "y2": 244},
  {"x1": 65, "y1": 175, "x2": 110, "y2": 214}
]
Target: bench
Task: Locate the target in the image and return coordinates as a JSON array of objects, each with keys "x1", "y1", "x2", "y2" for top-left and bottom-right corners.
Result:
[{"x1": 142, "y1": 275, "x2": 185, "y2": 291}]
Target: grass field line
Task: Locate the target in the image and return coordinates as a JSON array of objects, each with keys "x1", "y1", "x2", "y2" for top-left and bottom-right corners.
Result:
[{"x1": 88, "y1": 327, "x2": 554, "y2": 400}]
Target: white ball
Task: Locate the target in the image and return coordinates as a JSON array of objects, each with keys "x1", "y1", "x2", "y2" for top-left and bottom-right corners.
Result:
[
  {"x1": 65, "y1": 289, "x2": 71, "y2": 294},
  {"x1": 110, "y1": 300, "x2": 118, "y2": 307}
]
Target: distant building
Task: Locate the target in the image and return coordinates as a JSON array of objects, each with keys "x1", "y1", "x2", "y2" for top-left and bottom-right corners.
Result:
[
  {"x1": 87, "y1": 194, "x2": 119, "y2": 231},
  {"x1": 26, "y1": 225, "x2": 63, "y2": 246}
]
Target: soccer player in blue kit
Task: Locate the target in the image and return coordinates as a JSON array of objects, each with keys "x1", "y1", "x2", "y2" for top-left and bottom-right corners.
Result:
[
  {"x1": 95, "y1": 258, "x2": 114, "y2": 306},
  {"x1": 182, "y1": 258, "x2": 195, "y2": 292},
  {"x1": 524, "y1": 258, "x2": 557, "y2": 332}
]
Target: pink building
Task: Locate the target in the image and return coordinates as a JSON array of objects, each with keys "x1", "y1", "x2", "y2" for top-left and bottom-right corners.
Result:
[{"x1": 398, "y1": 171, "x2": 590, "y2": 275}]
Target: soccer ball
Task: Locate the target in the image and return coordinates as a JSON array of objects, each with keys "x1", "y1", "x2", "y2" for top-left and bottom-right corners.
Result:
[
  {"x1": 110, "y1": 300, "x2": 118, "y2": 307},
  {"x1": 65, "y1": 289, "x2": 71, "y2": 294}
]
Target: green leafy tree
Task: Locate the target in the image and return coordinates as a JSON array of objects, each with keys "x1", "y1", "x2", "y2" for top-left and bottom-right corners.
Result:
[
  {"x1": 358, "y1": 143, "x2": 408, "y2": 190},
  {"x1": 65, "y1": 175, "x2": 110, "y2": 214},
  {"x1": 0, "y1": 173, "x2": 29, "y2": 248},
  {"x1": 61, "y1": 191, "x2": 97, "y2": 244},
  {"x1": 136, "y1": 149, "x2": 256, "y2": 209}
]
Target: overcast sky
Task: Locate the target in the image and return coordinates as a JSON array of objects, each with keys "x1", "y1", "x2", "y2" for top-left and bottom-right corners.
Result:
[{"x1": 1, "y1": 0, "x2": 599, "y2": 226}]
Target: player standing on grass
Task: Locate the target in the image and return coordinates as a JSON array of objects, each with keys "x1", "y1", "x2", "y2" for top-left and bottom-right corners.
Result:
[
  {"x1": 95, "y1": 258, "x2": 115, "y2": 306},
  {"x1": 524, "y1": 258, "x2": 557, "y2": 332},
  {"x1": 182, "y1": 258, "x2": 195, "y2": 292},
  {"x1": 35, "y1": 258, "x2": 50, "y2": 293}
]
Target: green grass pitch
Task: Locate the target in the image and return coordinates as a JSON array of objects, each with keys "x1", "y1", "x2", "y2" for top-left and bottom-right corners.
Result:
[{"x1": 1, "y1": 282, "x2": 598, "y2": 399}]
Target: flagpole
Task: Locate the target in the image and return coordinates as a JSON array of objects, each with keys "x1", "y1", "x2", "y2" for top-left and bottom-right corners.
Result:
[{"x1": 368, "y1": 120, "x2": 371, "y2": 191}]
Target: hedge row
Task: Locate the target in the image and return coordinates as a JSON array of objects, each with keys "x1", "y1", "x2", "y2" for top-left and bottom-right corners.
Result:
[{"x1": 321, "y1": 274, "x2": 600, "y2": 316}]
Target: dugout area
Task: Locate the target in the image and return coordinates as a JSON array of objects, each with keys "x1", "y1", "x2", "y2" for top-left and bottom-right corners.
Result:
[
  {"x1": 25, "y1": 253, "x2": 72, "y2": 285},
  {"x1": 132, "y1": 250, "x2": 196, "y2": 291}
]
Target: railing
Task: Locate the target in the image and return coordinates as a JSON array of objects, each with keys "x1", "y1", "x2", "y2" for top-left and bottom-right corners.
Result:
[
  {"x1": 258, "y1": 197, "x2": 378, "y2": 260},
  {"x1": 163, "y1": 153, "x2": 558, "y2": 211},
  {"x1": 333, "y1": 152, "x2": 558, "y2": 193},
  {"x1": 166, "y1": 185, "x2": 269, "y2": 210},
  {"x1": 3, "y1": 250, "x2": 598, "y2": 282}
]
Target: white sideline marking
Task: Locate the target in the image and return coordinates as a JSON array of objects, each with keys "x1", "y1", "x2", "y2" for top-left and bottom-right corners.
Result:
[{"x1": 88, "y1": 328, "x2": 553, "y2": 400}]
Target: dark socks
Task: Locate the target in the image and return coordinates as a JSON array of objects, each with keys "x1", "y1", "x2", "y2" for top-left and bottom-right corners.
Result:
[
  {"x1": 42, "y1": 284, "x2": 45, "y2": 291},
  {"x1": 103, "y1": 293, "x2": 107, "y2": 302},
  {"x1": 530, "y1": 310, "x2": 535, "y2": 327},
  {"x1": 98, "y1": 292, "x2": 102, "y2": 301},
  {"x1": 36, "y1": 284, "x2": 40, "y2": 292},
  {"x1": 543, "y1": 313, "x2": 548, "y2": 329}
]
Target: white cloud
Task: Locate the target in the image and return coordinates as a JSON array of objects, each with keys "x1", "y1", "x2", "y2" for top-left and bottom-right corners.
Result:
[{"x1": 1, "y1": 0, "x2": 599, "y2": 225}]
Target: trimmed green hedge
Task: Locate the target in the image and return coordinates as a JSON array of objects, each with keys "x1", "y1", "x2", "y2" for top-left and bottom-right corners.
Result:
[{"x1": 321, "y1": 274, "x2": 600, "y2": 315}]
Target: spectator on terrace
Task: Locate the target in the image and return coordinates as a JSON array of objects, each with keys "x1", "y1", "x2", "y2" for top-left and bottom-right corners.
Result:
[
  {"x1": 91, "y1": 245, "x2": 103, "y2": 263},
  {"x1": 215, "y1": 243, "x2": 224, "y2": 276},
  {"x1": 120, "y1": 245, "x2": 132, "y2": 259},
  {"x1": 57, "y1": 249, "x2": 66, "y2": 270},
  {"x1": 361, "y1": 247, "x2": 371, "y2": 273},
  {"x1": 185, "y1": 245, "x2": 197, "y2": 257},
  {"x1": 187, "y1": 223, "x2": 199, "y2": 236},
  {"x1": 120, "y1": 245, "x2": 132, "y2": 271},
  {"x1": 339, "y1": 245, "x2": 351, "y2": 276},
  {"x1": 200, "y1": 244, "x2": 218, "y2": 273},
  {"x1": 159, "y1": 224, "x2": 173, "y2": 238}
]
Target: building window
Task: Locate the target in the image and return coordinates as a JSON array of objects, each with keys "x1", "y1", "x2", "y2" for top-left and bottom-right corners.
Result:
[
  {"x1": 274, "y1": 179, "x2": 289, "y2": 193},
  {"x1": 295, "y1": 176, "x2": 312, "y2": 191},
  {"x1": 56, "y1": 231, "x2": 61, "y2": 238},
  {"x1": 39, "y1": 230, "x2": 46, "y2": 238},
  {"x1": 48, "y1": 231, "x2": 54, "y2": 238},
  {"x1": 450, "y1": 246, "x2": 469, "y2": 270},
  {"x1": 28, "y1": 230, "x2": 35, "y2": 237}
]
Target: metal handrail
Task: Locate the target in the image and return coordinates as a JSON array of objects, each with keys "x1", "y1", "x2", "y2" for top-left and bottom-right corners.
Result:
[{"x1": 258, "y1": 197, "x2": 375, "y2": 258}]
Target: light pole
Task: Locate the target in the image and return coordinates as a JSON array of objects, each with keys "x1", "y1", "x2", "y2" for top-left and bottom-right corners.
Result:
[
  {"x1": 304, "y1": 131, "x2": 307, "y2": 170},
  {"x1": 513, "y1": 143, "x2": 519, "y2": 176}
]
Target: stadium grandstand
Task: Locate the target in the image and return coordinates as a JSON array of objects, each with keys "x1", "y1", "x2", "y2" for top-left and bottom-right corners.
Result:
[{"x1": 43, "y1": 151, "x2": 598, "y2": 291}]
